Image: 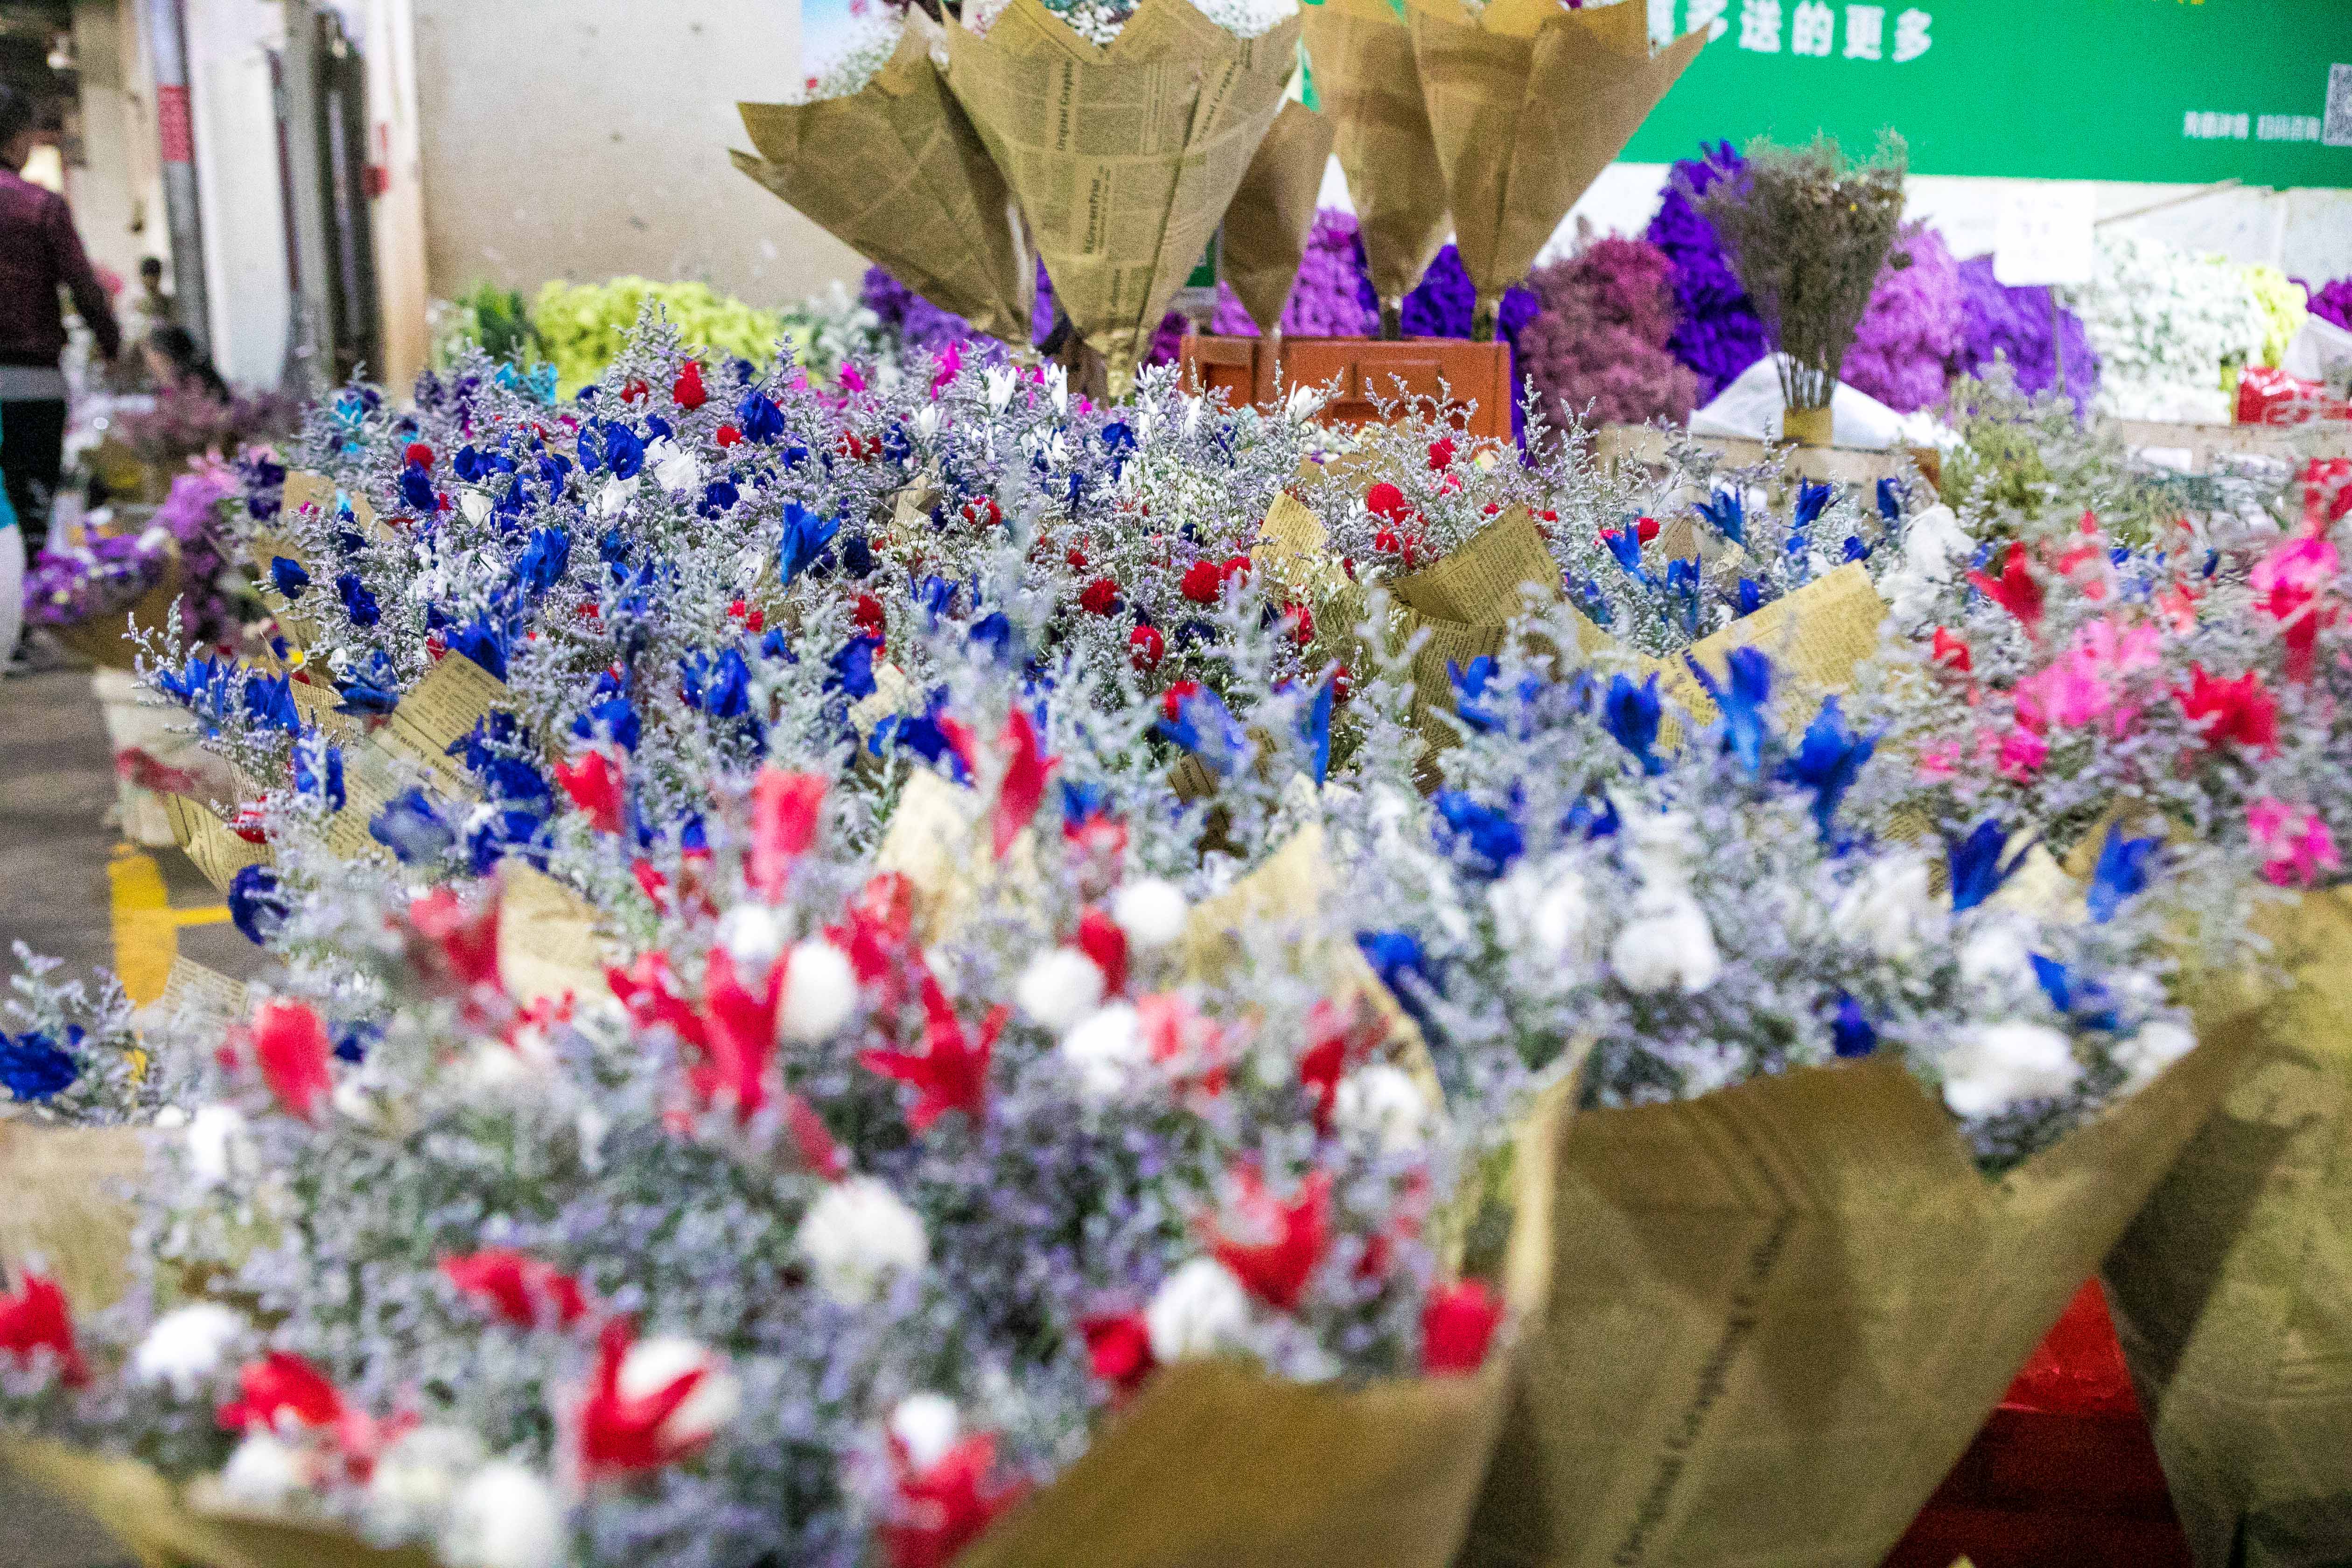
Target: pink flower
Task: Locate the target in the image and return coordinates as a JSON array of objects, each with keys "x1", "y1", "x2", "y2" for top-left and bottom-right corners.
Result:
[
  {"x1": 1915, "y1": 740, "x2": 1960, "y2": 781},
  {"x1": 2248, "y1": 799, "x2": 2342, "y2": 888},
  {"x1": 1997, "y1": 725, "x2": 2049, "y2": 782},
  {"x1": 2252, "y1": 531, "x2": 2340, "y2": 684},
  {"x1": 2014, "y1": 658, "x2": 2111, "y2": 732}
]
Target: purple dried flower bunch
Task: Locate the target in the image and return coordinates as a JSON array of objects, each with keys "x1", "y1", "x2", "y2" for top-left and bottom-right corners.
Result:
[
  {"x1": 1517, "y1": 233, "x2": 1699, "y2": 432},
  {"x1": 1843, "y1": 224, "x2": 1964, "y2": 414},
  {"x1": 2303, "y1": 276, "x2": 2352, "y2": 333},
  {"x1": 1645, "y1": 141, "x2": 1771, "y2": 401}
]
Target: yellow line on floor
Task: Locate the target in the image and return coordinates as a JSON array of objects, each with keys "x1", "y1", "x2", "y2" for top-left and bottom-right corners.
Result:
[
  {"x1": 172, "y1": 906, "x2": 233, "y2": 929},
  {"x1": 106, "y1": 844, "x2": 195, "y2": 1006}
]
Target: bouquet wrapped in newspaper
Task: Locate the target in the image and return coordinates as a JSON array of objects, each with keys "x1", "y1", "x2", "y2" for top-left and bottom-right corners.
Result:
[
  {"x1": 941, "y1": 0, "x2": 1302, "y2": 394},
  {"x1": 1404, "y1": 0, "x2": 1705, "y2": 340},
  {"x1": 1217, "y1": 100, "x2": 1337, "y2": 341},
  {"x1": 1297, "y1": 0, "x2": 1452, "y2": 336},
  {"x1": 734, "y1": 13, "x2": 1036, "y2": 348}
]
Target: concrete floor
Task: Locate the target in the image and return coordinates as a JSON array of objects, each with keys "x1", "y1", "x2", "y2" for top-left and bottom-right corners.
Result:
[{"x1": 0, "y1": 664, "x2": 259, "y2": 1568}]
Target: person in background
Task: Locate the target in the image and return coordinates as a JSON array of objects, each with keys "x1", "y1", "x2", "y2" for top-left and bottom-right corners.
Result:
[
  {"x1": 135, "y1": 255, "x2": 175, "y2": 331},
  {"x1": 142, "y1": 323, "x2": 229, "y2": 404},
  {"x1": 0, "y1": 81, "x2": 122, "y2": 567}
]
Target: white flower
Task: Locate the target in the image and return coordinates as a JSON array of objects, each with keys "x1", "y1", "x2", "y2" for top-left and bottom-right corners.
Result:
[
  {"x1": 1609, "y1": 889, "x2": 1722, "y2": 995},
  {"x1": 1621, "y1": 806, "x2": 1700, "y2": 889},
  {"x1": 984, "y1": 365, "x2": 1017, "y2": 414},
  {"x1": 1334, "y1": 1064, "x2": 1429, "y2": 1153},
  {"x1": 366, "y1": 1425, "x2": 485, "y2": 1538},
  {"x1": 618, "y1": 1337, "x2": 740, "y2": 1449},
  {"x1": 914, "y1": 402, "x2": 942, "y2": 442},
  {"x1": 1940, "y1": 1021, "x2": 2080, "y2": 1118},
  {"x1": 1015, "y1": 948, "x2": 1106, "y2": 1032},
  {"x1": 648, "y1": 439, "x2": 701, "y2": 495},
  {"x1": 1060, "y1": 1002, "x2": 1145, "y2": 1103},
  {"x1": 1145, "y1": 1257, "x2": 1252, "y2": 1363},
  {"x1": 1958, "y1": 919, "x2": 2034, "y2": 989},
  {"x1": 1182, "y1": 396, "x2": 1203, "y2": 439},
  {"x1": 1834, "y1": 852, "x2": 1943, "y2": 962},
  {"x1": 798, "y1": 1176, "x2": 928, "y2": 1304},
  {"x1": 1043, "y1": 430, "x2": 1071, "y2": 469},
  {"x1": 1044, "y1": 363, "x2": 1069, "y2": 416},
  {"x1": 716, "y1": 904, "x2": 788, "y2": 973},
  {"x1": 1486, "y1": 857, "x2": 1589, "y2": 965},
  {"x1": 779, "y1": 939, "x2": 858, "y2": 1043},
  {"x1": 461, "y1": 1029, "x2": 555, "y2": 1094},
  {"x1": 1111, "y1": 877, "x2": 1189, "y2": 951},
  {"x1": 888, "y1": 1393, "x2": 961, "y2": 1471},
  {"x1": 186, "y1": 1103, "x2": 253, "y2": 1186},
  {"x1": 441, "y1": 1460, "x2": 566, "y2": 1568},
  {"x1": 594, "y1": 475, "x2": 640, "y2": 520},
  {"x1": 2114, "y1": 1017, "x2": 2197, "y2": 1094},
  {"x1": 218, "y1": 1432, "x2": 310, "y2": 1509},
  {"x1": 458, "y1": 489, "x2": 493, "y2": 527},
  {"x1": 133, "y1": 1303, "x2": 246, "y2": 1398},
  {"x1": 1283, "y1": 383, "x2": 1326, "y2": 423}
]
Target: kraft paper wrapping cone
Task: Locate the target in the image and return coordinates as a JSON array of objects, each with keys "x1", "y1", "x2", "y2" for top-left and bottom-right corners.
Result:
[
  {"x1": 1386, "y1": 506, "x2": 1609, "y2": 743},
  {"x1": 1220, "y1": 99, "x2": 1337, "y2": 337},
  {"x1": 497, "y1": 864, "x2": 610, "y2": 1011},
  {"x1": 2104, "y1": 887, "x2": 2352, "y2": 1568},
  {"x1": 0, "y1": 1121, "x2": 145, "y2": 1310},
  {"x1": 734, "y1": 14, "x2": 1032, "y2": 346},
  {"x1": 1652, "y1": 561, "x2": 1888, "y2": 727},
  {"x1": 1462, "y1": 1035, "x2": 2248, "y2": 1568},
  {"x1": 1406, "y1": 0, "x2": 1705, "y2": 330},
  {"x1": 942, "y1": 0, "x2": 1302, "y2": 396},
  {"x1": 1299, "y1": 0, "x2": 1451, "y2": 315},
  {"x1": 957, "y1": 1357, "x2": 1511, "y2": 1568}
]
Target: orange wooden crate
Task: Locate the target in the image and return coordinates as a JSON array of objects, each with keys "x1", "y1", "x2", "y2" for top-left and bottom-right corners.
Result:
[{"x1": 1177, "y1": 335, "x2": 1513, "y2": 442}]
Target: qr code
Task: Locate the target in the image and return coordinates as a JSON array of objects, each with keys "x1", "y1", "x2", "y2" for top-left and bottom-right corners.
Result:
[{"x1": 2327, "y1": 63, "x2": 2352, "y2": 147}]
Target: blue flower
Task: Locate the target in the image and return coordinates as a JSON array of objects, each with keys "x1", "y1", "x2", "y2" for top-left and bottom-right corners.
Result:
[
  {"x1": 2031, "y1": 953, "x2": 2120, "y2": 1032},
  {"x1": 443, "y1": 617, "x2": 510, "y2": 682},
  {"x1": 1159, "y1": 686, "x2": 1247, "y2": 778},
  {"x1": 466, "y1": 806, "x2": 553, "y2": 876},
  {"x1": 1451, "y1": 657, "x2": 1504, "y2": 735},
  {"x1": 453, "y1": 444, "x2": 491, "y2": 483},
  {"x1": 872, "y1": 692, "x2": 969, "y2": 783},
  {"x1": 1603, "y1": 673, "x2": 1665, "y2": 775},
  {"x1": 371, "y1": 788, "x2": 455, "y2": 863},
  {"x1": 1736, "y1": 577, "x2": 1763, "y2": 617},
  {"x1": 1301, "y1": 677, "x2": 1334, "y2": 785},
  {"x1": 1602, "y1": 525, "x2": 1647, "y2": 581},
  {"x1": 399, "y1": 467, "x2": 437, "y2": 513},
  {"x1": 161, "y1": 656, "x2": 237, "y2": 724},
  {"x1": 600, "y1": 422, "x2": 646, "y2": 480},
  {"x1": 968, "y1": 611, "x2": 1017, "y2": 663},
  {"x1": 828, "y1": 635, "x2": 880, "y2": 702},
  {"x1": 840, "y1": 535, "x2": 875, "y2": 578},
  {"x1": 736, "y1": 389, "x2": 787, "y2": 444},
  {"x1": 1793, "y1": 480, "x2": 1835, "y2": 530},
  {"x1": 700, "y1": 477, "x2": 741, "y2": 518},
  {"x1": 294, "y1": 743, "x2": 344, "y2": 812},
  {"x1": 1434, "y1": 791, "x2": 1523, "y2": 880},
  {"x1": 456, "y1": 715, "x2": 553, "y2": 805},
  {"x1": 1946, "y1": 819, "x2": 2034, "y2": 913},
  {"x1": 779, "y1": 502, "x2": 841, "y2": 585},
  {"x1": 1876, "y1": 477, "x2": 1905, "y2": 523},
  {"x1": 1829, "y1": 993, "x2": 1877, "y2": 1058},
  {"x1": 269, "y1": 556, "x2": 311, "y2": 600},
  {"x1": 336, "y1": 652, "x2": 401, "y2": 715},
  {"x1": 0, "y1": 1031, "x2": 77, "y2": 1102},
  {"x1": 1693, "y1": 489, "x2": 1745, "y2": 546},
  {"x1": 229, "y1": 864, "x2": 288, "y2": 945},
  {"x1": 1665, "y1": 556, "x2": 1702, "y2": 635},
  {"x1": 1778, "y1": 697, "x2": 1874, "y2": 841},
  {"x1": 2086, "y1": 823, "x2": 2162, "y2": 924},
  {"x1": 1356, "y1": 929, "x2": 1438, "y2": 1037},
  {"x1": 1693, "y1": 646, "x2": 1773, "y2": 775},
  {"x1": 1565, "y1": 792, "x2": 1620, "y2": 841},
  {"x1": 515, "y1": 527, "x2": 572, "y2": 598},
  {"x1": 572, "y1": 695, "x2": 642, "y2": 753},
  {"x1": 681, "y1": 648, "x2": 753, "y2": 721},
  {"x1": 335, "y1": 571, "x2": 380, "y2": 627},
  {"x1": 1842, "y1": 535, "x2": 1870, "y2": 563},
  {"x1": 243, "y1": 673, "x2": 300, "y2": 735},
  {"x1": 1060, "y1": 779, "x2": 1109, "y2": 830}
]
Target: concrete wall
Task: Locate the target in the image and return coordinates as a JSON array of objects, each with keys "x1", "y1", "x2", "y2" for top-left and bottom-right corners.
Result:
[
  {"x1": 66, "y1": 0, "x2": 161, "y2": 293},
  {"x1": 409, "y1": 0, "x2": 863, "y2": 309},
  {"x1": 183, "y1": 0, "x2": 294, "y2": 388}
]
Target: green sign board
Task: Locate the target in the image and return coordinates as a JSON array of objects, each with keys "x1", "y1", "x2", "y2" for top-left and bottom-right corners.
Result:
[{"x1": 1623, "y1": 0, "x2": 2352, "y2": 187}]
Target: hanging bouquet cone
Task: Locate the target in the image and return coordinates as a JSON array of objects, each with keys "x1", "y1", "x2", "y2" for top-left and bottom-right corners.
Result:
[
  {"x1": 1219, "y1": 99, "x2": 1337, "y2": 339},
  {"x1": 1297, "y1": 0, "x2": 1451, "y2": 334},
  {"x1": 941, "y1": 0, "x2": 1302, "y2": 396},
  {"x1": 1406, "y1": 0, "x2": 1705, "y2": 338},
  {"x1": 1461, "y1": 1032, "x2": 2250, "y2": 1568},
  {"x1": 2103, "y1": 885, "x2": 2352, "y2": 1568},
  {"x1": 734, "y1": 12, "x2": 1034, "y2": 346}
]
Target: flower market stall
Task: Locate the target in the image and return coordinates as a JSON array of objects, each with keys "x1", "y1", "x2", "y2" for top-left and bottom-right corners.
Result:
[{"x1": 5, "y1": 5, "x2": 2352, "y2": 1568}]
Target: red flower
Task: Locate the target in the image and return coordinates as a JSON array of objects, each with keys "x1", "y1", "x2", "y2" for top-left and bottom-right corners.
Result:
[
  {"x1": 1180, "y1": 560, "x2": 1225, "y2": 605},
  {"x1": 0, "y1": 1274, "x2": 84, "y2": 1384},
  {"x1": 251, "y1": 1001, "x2": 334, "y2": 1121},
  {"x1": 218, "y1": 1352, "x2": 343, "y2": 1433},
  {"x1": 1365, "y1": 481, "x2": 1410, "y2": 523},
  {"x1": 1064, "y1": 545, "x2": 1089, "y2": 569},
  {"x1": 1075, "y1": 907, "x2": 1129, "y2": 996},
  {"x1": 1420, "y1": 1280, "x2": 1504, "y2": 1375},
  {"x1": 1209, "y1": 1168, "x2": 1332, "y2": 1313},
  {"x1": 692, "y1": 946, "x2": 783, "y2": 1120},
  {"x1": 577, "y1": 1320, "x2": 726, "y2": 1479},
  {"x1": 859, "y1": 972, "x2": 1006, "y2": 1133},
  {"x1": 1426, "y1": 436, "x2": 1456, "y2": 471},
  {"x1": 672, "y1": 361, "x2": 708, "y2": 410},
  {"x1": 1080, "y1": 1313, "x2": 1155, "y2": 1394},
  {"x1": 1220, "y1": 554, "x2": 1252, "y2": 583},
  {"x1": 963, "y1": 497, "x2": 1003, "y2": 529},
  {"x1": 879, "y1": 1434, "x2": 1028, "y2": 1568},
  {"x1": 1635, "y1": 515, "x2": 1660, "y2": 546},
  {"x1": 410, "y1": 887, "x2": 503, "y2": 992},
  {"x1": 556, "y1": 750, "x2": 626, "y2": 835},
  {"x1": 748, "y1": 768, "x2": 827, "y2": 902},
  {"x1": 1295, "y1": 998, "x2": 1382, "y2": 1134},
  {"x1": 714, "y1": 424, "x2": 743, "y2": 448},
  {"x1": 620, "y1": 378, "x2": 650, "y2": 404},
  {"x1": 1160, "y1": 679, "x2": 1202, "y2": 723},
  {"x1": 992, "y1": 709, "x2": 1054, "y2": 861},
  {"x1": 402, "y1": 442, "x2": 434, "y2": 470},
  {"x1": 1128, "y1": 624, "x2": 1165, "y2": 669},
  {"x1": 1931, "y1": 627, "x2": 1973, "y2": 674},
  {"x1": 440, "y1": 1250, "x2": 590, "y2": 1330},
  {"x1": 1282, "y1": 602, "x2": 1314, "y2": 647},
  {"x1": 854, "y1": 592, "x2": 888, "y2": 637},
  {"x1": 1079, "y1": 577, "x2": 1121, "y2": 616},
  {"x1": 828, "y1": 873, "x2": 919, "y2": 1012},
  {"x1": 2177, "y1": 664, "x2": 2279, "y2": 753},
  {"x1": 1967, "y1": 541, "x2": 2046, "y2": 634},
  {"x1": 727, "y1": 597, "x2": 765, "y2": 634}
]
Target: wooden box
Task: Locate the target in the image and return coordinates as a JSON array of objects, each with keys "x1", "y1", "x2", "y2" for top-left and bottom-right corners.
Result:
[{"x1": 1176, "y1": 335, "x2": 1514, "y2": 442}]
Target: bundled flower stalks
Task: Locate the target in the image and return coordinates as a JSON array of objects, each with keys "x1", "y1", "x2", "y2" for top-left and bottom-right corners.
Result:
[
  {"x1": 1404, "y1": 0, "x2": 1705, "y2": 341},
  {"x1": 1694, "y1": 134, "x2": 1909, "y2": 442},
  {"x1": 1297, "y1": 0, "x2": 1449, "y2": 338},
  {"x1": 735, "y1": 14, "x2": 1036, "y2": 350},
  {"x1": 941, "y1": 0, "x2": 1302, "y2": 394}
]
